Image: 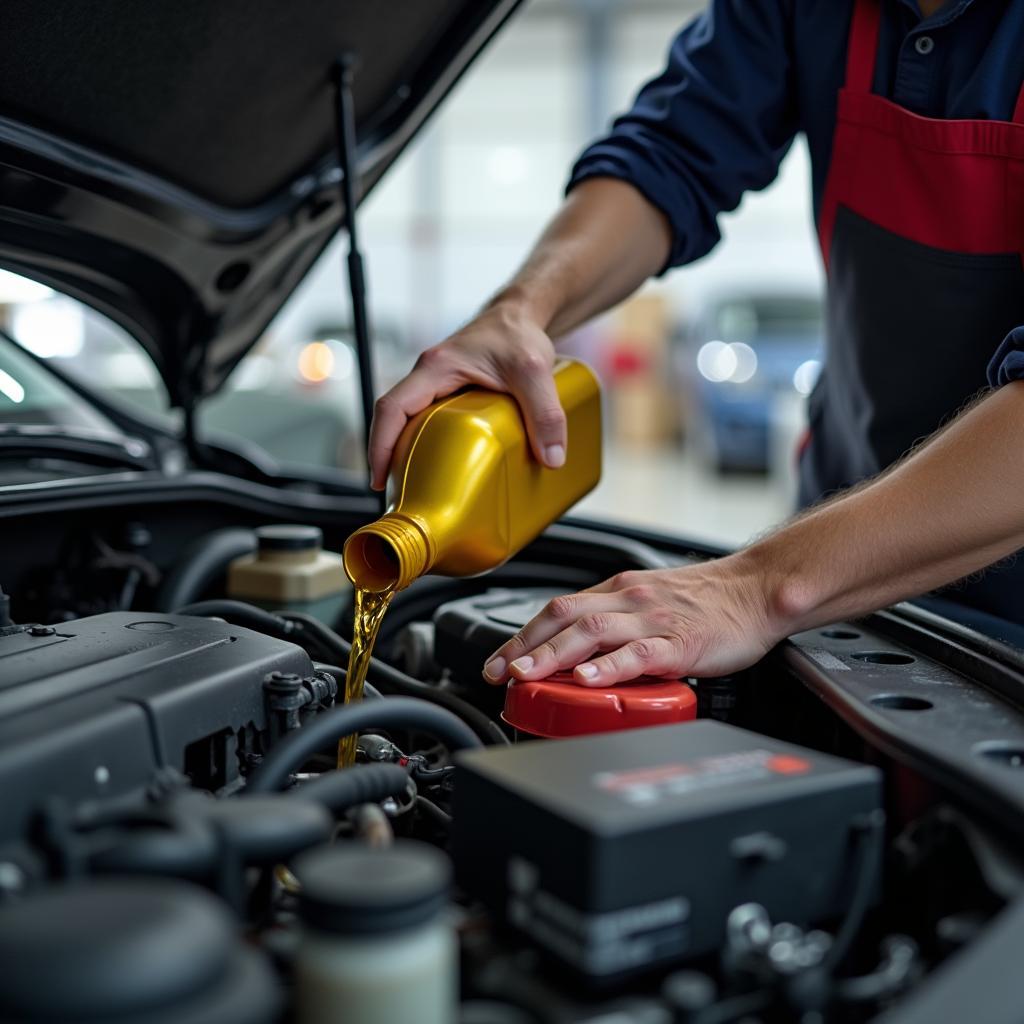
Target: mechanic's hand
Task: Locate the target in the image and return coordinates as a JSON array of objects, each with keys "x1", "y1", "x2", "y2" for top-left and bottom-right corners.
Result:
[
  {"x1": 367, "y1": 304, "x2": 566, "y2": 490},
  {"x1": 482, "y1": 558, "x2": 787, "y2": 686}
]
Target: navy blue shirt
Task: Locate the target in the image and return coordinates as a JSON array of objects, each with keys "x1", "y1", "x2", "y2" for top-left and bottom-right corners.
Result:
[{"x1": 567, "y1": 0, "x2": 1024, "y2": 385}]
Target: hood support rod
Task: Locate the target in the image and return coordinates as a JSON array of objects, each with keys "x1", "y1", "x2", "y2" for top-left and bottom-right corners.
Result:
[{"x1": 333, "y1": 55, "x2": 384, "y2": 513}]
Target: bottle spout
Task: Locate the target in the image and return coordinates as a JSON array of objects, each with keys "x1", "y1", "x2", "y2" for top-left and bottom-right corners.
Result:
[{"x1": 343, "y1": 515, "x2": 431, "y2": 592}]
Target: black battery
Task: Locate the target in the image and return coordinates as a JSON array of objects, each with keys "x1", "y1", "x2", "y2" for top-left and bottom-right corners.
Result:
[{"x1": 453, "y1": 720, "x2": 882, "y2": 980}]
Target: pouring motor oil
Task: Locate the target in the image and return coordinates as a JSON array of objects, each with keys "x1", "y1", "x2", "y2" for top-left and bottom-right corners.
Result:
[{"x1": 337, "y1": 359, "x2": 602, "y2": 765}]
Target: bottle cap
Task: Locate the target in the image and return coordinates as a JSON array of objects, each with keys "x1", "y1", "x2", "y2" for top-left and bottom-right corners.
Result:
[
  {"x1": 294, "y1": 839, "x2": 451, "y2": 936},
  {"x1": 256, "y1": 524, "x2": 323, "y2": 553},
  {"x1": 503, "y1": 671, "x2": 697, "y2": 738}
]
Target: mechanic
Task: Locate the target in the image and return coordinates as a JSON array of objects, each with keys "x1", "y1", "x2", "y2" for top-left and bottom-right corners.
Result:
[{"x1": 368, "y1": 0, "x2": 1024, "y2": 686}]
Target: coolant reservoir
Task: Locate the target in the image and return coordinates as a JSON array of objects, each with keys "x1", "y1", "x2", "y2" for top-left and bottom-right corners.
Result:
[
  {"x1": 227, "y1": 525, "x2": 349, "y2": 621},
  {"x1": 292, "y1": 841, "x2": 455, "y2": 1024},
  {"x1": 344, "y1": 359, "x2": 601, "y2": 592}
]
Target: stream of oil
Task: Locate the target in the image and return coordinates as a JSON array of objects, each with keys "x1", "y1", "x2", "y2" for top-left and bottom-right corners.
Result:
[{"x1": 336, "y1": 585, "x2": 395, "y2": 767}]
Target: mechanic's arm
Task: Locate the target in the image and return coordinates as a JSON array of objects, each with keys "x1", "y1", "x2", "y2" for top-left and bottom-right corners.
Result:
[
  {"x1": 484, "y1": 382, "x2": 1024, "y2": 685},
  {"x1": 368, "y1": 0, "x2": 798, "y2": 488},
  {"x1": 367, "y1": 178, "x2": 670, "y2": 488}
]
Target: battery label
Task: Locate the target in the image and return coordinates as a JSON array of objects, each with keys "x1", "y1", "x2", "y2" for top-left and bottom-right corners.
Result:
[{"x1": 594, "y1": 748, "x2": 811, "y2": 804}]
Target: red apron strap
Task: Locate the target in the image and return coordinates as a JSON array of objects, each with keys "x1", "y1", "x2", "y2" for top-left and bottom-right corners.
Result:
[
  {"x1": 1013, "y1": 77, "x2": 1024, "y2": 125},
  {"x1": 845, "y1": 0, "x2": 882, "y2": 94}
]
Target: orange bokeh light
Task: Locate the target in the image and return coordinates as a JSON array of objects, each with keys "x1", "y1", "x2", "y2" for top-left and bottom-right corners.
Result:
[{"x1": 297, "y1": 341, "x2": 335, "y2": 384}]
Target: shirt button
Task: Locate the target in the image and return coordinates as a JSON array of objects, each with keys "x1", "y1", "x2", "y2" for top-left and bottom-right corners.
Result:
[{"x1": 915, "y1": 35, "x2": 935, "y2": 55}]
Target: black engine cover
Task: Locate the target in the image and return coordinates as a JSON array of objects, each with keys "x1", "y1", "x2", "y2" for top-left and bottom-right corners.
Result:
[
  {"x1": 433, "y1": 588, "x2": 562, "y2": 679},
  {"x1": 0, "y1": 612, "x2": 311, "y2": 865}
]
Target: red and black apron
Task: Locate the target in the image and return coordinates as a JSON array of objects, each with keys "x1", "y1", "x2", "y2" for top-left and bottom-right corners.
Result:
[{"x1": 798, "y1": 0, "x2": 1024, "y2": 623}]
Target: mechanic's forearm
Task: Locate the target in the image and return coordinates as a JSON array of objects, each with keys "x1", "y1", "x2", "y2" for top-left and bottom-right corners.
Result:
[
  {"x1": 743, "y1": 382, "x2": 1024, "y2": 634},
  {"x1": 486, "y1": 178, "x2": 672, "y2": 338}
]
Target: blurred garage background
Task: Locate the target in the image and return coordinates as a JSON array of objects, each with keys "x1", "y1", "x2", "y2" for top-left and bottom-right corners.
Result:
[{"x1": 0, "y1": 0, "x2": 824, "y2": 549}]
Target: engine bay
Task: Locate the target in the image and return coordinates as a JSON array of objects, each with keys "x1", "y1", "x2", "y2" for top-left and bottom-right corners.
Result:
[{"x1": 1, "y1": 491, "x2": 1023, "y2": 1024}]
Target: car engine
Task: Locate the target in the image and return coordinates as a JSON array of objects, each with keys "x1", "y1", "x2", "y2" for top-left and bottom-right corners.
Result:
[{"x1": 0, "y1": 516, "x2": 1021, "y2": 1024}]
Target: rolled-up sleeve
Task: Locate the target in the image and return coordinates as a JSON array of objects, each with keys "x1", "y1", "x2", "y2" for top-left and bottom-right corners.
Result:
[
  {"x1": 988, "y1": 326, "x2": 1024, "y2": 387},
  {"x1": 567, "y1": 0, "x2": 798, "y2": 272}
]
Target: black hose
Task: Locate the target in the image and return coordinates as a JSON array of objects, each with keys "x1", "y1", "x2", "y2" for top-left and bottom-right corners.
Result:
[
  {"x1": 312, "y1": 664, "x2": 383, "y2": 702},
  {"x1": 156, "y1": 528, "x2": 257, "y2": 611},
  {"x1": 825, "y1": 809, "x2": 887, "y2": 972},
  {"x1": 179, "y1": 601, "x2": 508, "y2": 746},
  {"x1": 294, "y1": 762, "x2": 410, "y2": 812},
  {"x1": 175, "y1": 600, "x2": 300, "y2": 641},
  {"x1": 836, "y1": 936, "x2": 919, "y2": 1004},
  {"x1": 415, "y1": 795, "x2": 452, "y2": 828},
  {"x1": 285, "y1": 611, "x2": 510, "y2": 746},
  {"x1": 90, "y1": 767, "x2": 407, "y2": 876},
  {"x1": 280, "y1": 610, "x2": 357, "y2": 656},
  {"x1": 375, "y1": 669, "x2": 509, "y2": 746},
  {"x1": 245, "y1": 697, "x2": 482, "y2": 793},
  {"x1": 89, "y1": 822, "x2": 217, "y2": 878}
]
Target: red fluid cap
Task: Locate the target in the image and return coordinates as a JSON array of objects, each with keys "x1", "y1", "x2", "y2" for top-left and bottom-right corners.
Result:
[{"x1": 502, "y1": 670, "x2": 697, "y2": 739}]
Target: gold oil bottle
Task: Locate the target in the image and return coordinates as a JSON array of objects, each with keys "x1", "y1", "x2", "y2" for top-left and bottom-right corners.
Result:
[
  {"x1": 336, "y1": 359, "x2": 602, "y2": 765},
  {"x1": 345, "y1": 359, "x2": 602, "y2": 592}
]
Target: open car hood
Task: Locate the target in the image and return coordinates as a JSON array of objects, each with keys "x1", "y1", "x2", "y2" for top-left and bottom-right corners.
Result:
[{"x1": 0, "y1": 0, "x2": 521, "y2": 408}]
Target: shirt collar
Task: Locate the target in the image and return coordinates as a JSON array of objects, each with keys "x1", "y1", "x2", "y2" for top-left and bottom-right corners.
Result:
[{"x1": 895, "y1": 0, "x2": 975, "y2": 29}]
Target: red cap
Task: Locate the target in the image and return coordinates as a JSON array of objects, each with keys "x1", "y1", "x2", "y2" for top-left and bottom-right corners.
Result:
[{"x1": 502, "y1": 671, "x2": 697, "y2": 739}]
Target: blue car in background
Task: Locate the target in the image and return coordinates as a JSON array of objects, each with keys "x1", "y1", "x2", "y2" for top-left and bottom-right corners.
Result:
[{"x1": 677, "y1": 289, "x2": 823, "y2": 473}]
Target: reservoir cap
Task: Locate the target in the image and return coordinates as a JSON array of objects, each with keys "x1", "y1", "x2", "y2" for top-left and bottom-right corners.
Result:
[
  {"x1": 295, "y1": 840, "x2": 451, "y2": 936},
  {"x1": 256, "y1": 524, "x2": 322, "y2": 553},
  {"x1": 503, "y1": 671, "x2": 697, "y2": 738}
]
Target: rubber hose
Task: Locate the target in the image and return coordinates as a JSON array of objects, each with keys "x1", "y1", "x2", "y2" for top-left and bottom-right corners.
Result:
[
  {"x1": 824, "y1": 810, "x2": 887, "y2": 972},
  {"x1": 89, "y1": 822, "x2": 217, "y2": 878},
  {"x1": 415, "y1": 795, "x2": 453, "y2": 827},
  {"x1": 245, "y1": 697, "x2": 482, "y2": 794},
  {"x1": 175, "y1": 600, "x2": 299, "y2": 641},
  {"x1": 291, "y1": 614, "x2": 509, "y2": 746},
  {"x1": 370, "y1": 667, "x2": 509, "y2": 746},
  {"x1": 361, "y1": 681, "x2": 384, "y2": 701},
  {"x1": 293, "y1": 762, "x2": 410, "y2": 811},
  {"x1": 156, "y1": 528, "x2": 256, "y2": 612},
  {"x1": 181, "y1": 602, "x2": 506, "y2": 745},
  {"x1": 312, "y1": 664, "x2": 383, "y2": 702},
  {"x1": 314, "y1": 646, "x2": 505, "y2": 742},
  {"x1": 281, "y1": 610, "x2": 357, "y2": 658}
]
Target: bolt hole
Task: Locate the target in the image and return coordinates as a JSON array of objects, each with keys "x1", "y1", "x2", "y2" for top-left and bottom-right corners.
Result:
[
  {"x1": 821, "y1": 628, "x2": 861, "y2": 640},
  {"x1": 852, "y1": 651, "x2": 916, "y2": 665},
  {"x1": 870, "y1": 693, "x2": 933, "y2": 711},
  {"x1": 973, "y1": 742, "x2": 1024, "y2": 768}
]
